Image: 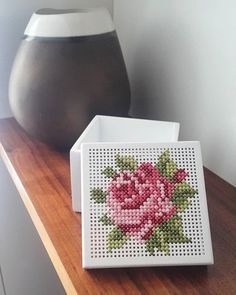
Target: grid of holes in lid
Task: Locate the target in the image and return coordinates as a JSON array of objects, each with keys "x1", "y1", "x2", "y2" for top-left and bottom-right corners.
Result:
[{"x1": 88, "y1": 146, "x2": 205, "y2": 259}]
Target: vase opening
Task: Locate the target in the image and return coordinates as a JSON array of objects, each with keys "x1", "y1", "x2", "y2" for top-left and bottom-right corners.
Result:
[
  {"x1": 35, "y1": 8, "x2": 99, "y2": 15},
  {"x1": 24, "y1": 7, "x2": 115, "y2": 38}
]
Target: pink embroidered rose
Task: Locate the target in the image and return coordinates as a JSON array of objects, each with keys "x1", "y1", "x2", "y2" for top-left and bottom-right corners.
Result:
[{"x1": 107, "y1": 163, "x2": 177, "y2": 241}]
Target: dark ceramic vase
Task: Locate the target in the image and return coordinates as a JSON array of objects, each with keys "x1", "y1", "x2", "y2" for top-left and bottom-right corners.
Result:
[{"x1": 9, "y1": 8, "x2": 130, "y2": 150}]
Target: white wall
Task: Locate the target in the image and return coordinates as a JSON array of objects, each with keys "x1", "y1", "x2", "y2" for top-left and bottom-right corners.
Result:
[
  {"x1": 114, "y1": 0, "x2": 236, "y2": 186},
  {"x1": 0, "y1": 0, "x2": 112, "y2": 119}
]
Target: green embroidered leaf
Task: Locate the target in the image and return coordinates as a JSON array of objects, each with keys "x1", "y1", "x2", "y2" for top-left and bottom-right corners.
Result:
[
  {"x1": 145, "y1": 227, "x2": 170, "y2": 255},
  {"x1": 164, "y1": 160, "x2": 177, "y2": 180},
  {"x1": 146, "y1": 215, "x2": 191, "y2": 255},
  {"x1": 115, "y1": 154, "x2": 138, "y2": 172},
  {"x1": 159, "y1": 215, "x2": 191, "y2": 244},
  {"x1": 107, "y1": 227, "x2": 129, "y2": 252},
  {"x1": 99, "y1": 214, "x2": 114, "y2": 226},
  {"x1": 172, "y1": 197, "x2": 192, "y2": 213},
  {"x1": 173, "y1": 182, "x2": 197, "y2": 199},
  {"x1": 145, "y1": 238, "x2": 155, "y2": 255},
  {"x1": 102, "y1": 167, "x2": 117, "y2": 178},
  {"x1": 158, "y1": 149, "x2": 171, "y2": 164},
  {"x1": 155, "y1": 150, "x2": 177, "y2": 180},
  {"x1": 155, "y1": 161, "x2": 166, "y2": 176},
  {"x1": 90, "y1": 188, "x2": 107, "y2": 203},
  {"x1": 171, "y1": 181, "x2": 196, "y2": 212}
]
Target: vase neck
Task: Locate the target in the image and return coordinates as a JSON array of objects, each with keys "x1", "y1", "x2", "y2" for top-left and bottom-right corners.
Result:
[{"x1": 24, "y1": 8, "x2": 115, "y2": 38}]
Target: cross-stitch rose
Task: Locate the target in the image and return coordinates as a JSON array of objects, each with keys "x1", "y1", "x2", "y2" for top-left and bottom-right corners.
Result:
[
  {"x1": 107, "y1": 163, "x2": 177, "y2": 241},
  {"x1": 90, "y1": 150, "x2": 197, "y2": 254}
]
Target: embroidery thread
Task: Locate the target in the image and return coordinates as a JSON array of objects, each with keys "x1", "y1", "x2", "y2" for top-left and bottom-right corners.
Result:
[{"x1": 90, "y1": 150, "x2": 197, "y2": 255}]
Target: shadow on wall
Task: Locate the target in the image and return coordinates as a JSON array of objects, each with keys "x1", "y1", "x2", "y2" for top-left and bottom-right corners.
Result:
[{"x1": 128, "y1": 19, "x2": 201, "y2": 129}]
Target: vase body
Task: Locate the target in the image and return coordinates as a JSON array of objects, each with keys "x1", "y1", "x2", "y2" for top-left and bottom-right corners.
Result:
[{"x1": 9, "y1": 9, "x2": 130, "y2": 150}]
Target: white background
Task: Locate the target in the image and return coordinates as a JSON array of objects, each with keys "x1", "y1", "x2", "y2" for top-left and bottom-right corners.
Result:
[{"x1": 1, "y1": 0, "x2": 235, "y2": 186}]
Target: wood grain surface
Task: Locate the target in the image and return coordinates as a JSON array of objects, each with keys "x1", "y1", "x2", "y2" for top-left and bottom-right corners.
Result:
[{"x1": 0, "y1": 118, "x2": 235, "y2": 295}]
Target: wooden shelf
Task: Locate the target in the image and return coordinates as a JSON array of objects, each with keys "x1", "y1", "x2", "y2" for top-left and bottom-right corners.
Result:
[{"x1": 0, "y1": 118, "x2": 236, "y2": 295}]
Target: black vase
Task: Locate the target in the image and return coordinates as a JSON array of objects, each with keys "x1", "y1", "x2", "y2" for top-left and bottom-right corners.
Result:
[{"x1": 9, "y1": 8, "x2": 130, "y2": 150}]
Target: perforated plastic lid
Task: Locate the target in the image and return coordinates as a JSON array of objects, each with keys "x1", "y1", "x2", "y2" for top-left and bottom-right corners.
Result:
[{"x1": 81, "y1": 141, "x2": 213, "y2": 268}]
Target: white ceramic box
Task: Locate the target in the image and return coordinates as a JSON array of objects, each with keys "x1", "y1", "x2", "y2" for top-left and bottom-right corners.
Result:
[{"x1": 70, "y1": 116, "x2": 180, "y2": 212}]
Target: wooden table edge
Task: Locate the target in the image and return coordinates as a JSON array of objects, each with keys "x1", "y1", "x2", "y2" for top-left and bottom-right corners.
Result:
[{"x1": 0, "y1": 143, "x2": 78, "y2": 295}]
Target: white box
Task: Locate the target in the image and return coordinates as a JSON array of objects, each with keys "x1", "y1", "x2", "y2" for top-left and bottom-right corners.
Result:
[
  {"x1": 81, "y1": 141, "x2": 213, "y2": 268},
  {"x1": 70, "y1": 116, "x2": 180, "y2": 212}
]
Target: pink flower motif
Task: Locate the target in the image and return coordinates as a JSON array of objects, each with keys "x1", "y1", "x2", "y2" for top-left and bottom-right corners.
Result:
[{"x1": 107, "y1": 163, "x2": 177, "y2": 241}]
